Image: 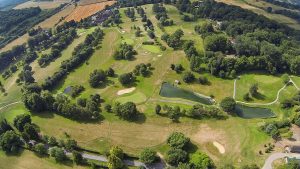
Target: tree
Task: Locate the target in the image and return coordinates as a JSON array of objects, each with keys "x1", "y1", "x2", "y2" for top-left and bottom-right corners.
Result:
[
  {"x1": 65, "y1": 139, "x2": 77, "y2": 151},
  {"x1": 198, "y1": 76, "x2": 208, "y2": 85},
  {"x1": 204, "y1": 34, "x2": 229, "y2": 52},
  {"x1": 114, "y1": 102, "x2": 138, "y2": 120},
  {"x1": 108, "y1": 146, "x2": 124, "y2": 169},
  {"x1": 182, "y1": 72, "x2": 195, "y2": 83},
  {"x1": 118, "y1": 73, "x2": 135, "y2": 86},
  {"x1": 0, "y1": 131, "x2": 23, "y2": 153},
  {"x1": 249, "y1": 83, "x2": 259, "y2": 97},
  {"x1": 89, "y1": 69, "x2": 107, "y2": 88},
  {"x1": 139, "y1": 148, "x2": 157, "y2": 164},
  {"x1": 195, "y1": 21, "x2": 214, "y2": 36},
  {"x1": 190, "y1": 151, "x2": 215, "y2": 169},
  {"x1": 220, "y1": 97, "x2": 236, "y2": 113},
  {"x1": 241, "y1": 164, "x2": 260, "y2": 169},
  {"x1": 23, "y1": 123, "x2": 39, "y2": 141},
  {"x1": 167, "y1": 132, "x2": 190, "y2": 149},
  {"x1": 72, "y1": 150, "x2": 84, "y2": 165},
  {"x1": 107, "y1": 67, "x2": 115, "y2": 77},
  {"x1": 155, "y1": 104, "x2": 161, "y2": 114},
  {"x1": 50, "y1": 147, "x2": 67, "y2": 162},
  {"x1": 13, "y1": 114, "x2": 32, "y2": 132},
  {"x1": 0, "y1": 119, "x2": 13, "y2": 136},
  {"x1": 166, "y1": 148, "x2": 188, "y2": 166},
  {"x1": 34, "y1": 143, "x2": 47, "y2": 155}
]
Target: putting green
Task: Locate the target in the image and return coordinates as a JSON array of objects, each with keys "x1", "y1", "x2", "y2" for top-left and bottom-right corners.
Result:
[
  {"x1": 122, "y1": 38, "x2": 134, "y2": 45},
  {"x1": 142, "y1": 45, "x2": 161, "y2": 54},
  {"x1": 115, "y1": 92, "x2": 147, "y2": 104}
]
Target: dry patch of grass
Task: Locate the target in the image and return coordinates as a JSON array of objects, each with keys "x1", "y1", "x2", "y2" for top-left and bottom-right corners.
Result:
[
  {"x1": 78, "y1": 0, "x2": 110, "y2": 6},
  {"x1": 14, "y1": 0, "x2": 71, "y2": 9},
  {"x1": 65, "y1": 1, "x2": 116, "y2": 22}
]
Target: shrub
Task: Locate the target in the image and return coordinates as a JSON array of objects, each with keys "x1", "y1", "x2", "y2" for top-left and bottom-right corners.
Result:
[
  {"x1": 167, "y1": 132, "x2": 190, "y2": 149},
  {"x1": 190, "y1": 151, "x2": 214, "y2": 169},
  {"x1": 220, "y1": 97, "x2": 236, "y2": 113},
  {"x1": 166, "y1": 148, "x2": 188, "y2": 166},
  {"x1": 139, "y1": 148, "x2": 157, "y2": 164}
]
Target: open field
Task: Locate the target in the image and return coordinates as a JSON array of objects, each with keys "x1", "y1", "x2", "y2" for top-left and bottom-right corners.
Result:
[
  {"x1": 0, "y1": 3, "x2": 75, "y2": 52},
  {"x1": 78, "y1": 0, "x2": 111, "y2": 6},
  {"x1": 14, "y1": 0, "x2": 71, "y2": 9},
  {"x1": 65, "y1": 1, "x2": 116, "y2": 22},
  {"x1": 216, "y1": 0, "x2": 300, "y2": 30}
]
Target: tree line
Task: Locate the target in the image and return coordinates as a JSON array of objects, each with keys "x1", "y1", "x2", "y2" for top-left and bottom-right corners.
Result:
[{"x1": 42, "y1": 28, "x2": 104, "y2": 90}]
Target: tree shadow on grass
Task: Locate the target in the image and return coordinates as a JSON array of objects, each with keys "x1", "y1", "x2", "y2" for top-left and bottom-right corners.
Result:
[
  {"x1": 185, "y1": 141, "x2": 198, "y2": 154},
  {"x1": 31, "y1": 111, "x2": 55, "y2": 119},
  {"x1": 253, "y1": 92, "x2": 266, "y2": 100}
]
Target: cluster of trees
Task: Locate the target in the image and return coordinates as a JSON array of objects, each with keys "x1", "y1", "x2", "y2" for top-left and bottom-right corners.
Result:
[
  {"x1": 194, "y1": 21, "x2": 214, "y2": 38},
  {"x1": 118, "y1": 72, "x2": 135, "y2": 86},
  {"x1": 156, "y1": 103, "x2": 226, "y2": 121},
  {"x1": 139, "y1": 148, "x2": 158, "y2": 164},
  {"x1": 113, "y1": 102, "x2": 139, "y2": 121},
  {"x1": 161, "y1": 29, "x2": 184, "y2": 49},
  {"x1": 102, "y1": 9, "x2": 122, "y2": 27},
  {"x1": 261, "y1": 120, "x2": 291, "y2": 139},
  {"x1": 89, "y1": 67, "x2": 115, "y2": 88},
  {"x1": 22, "y1": 83, "x2": 102, "y2": 121},
  {"x1": 152, "y1": 3, "x2": 173, "y2": 27},
  {"x1": 173, "y1": 0, "x2": 300, "y2": 77},
  {"x1": 0, "y1": 5, "x2": 66, "y2": 48},
  {"x1": 183, "y1": 41, "x2": 202, "y2": 72},
  {"x1": 124, "y1": 8, "x2": 135, "y2": 21},
  {"x1": 0, "y1": 45, "x2": 25, "y2": 72},
  {"x1": 17, "y1": 64, "x2": 35, "y2": 84},
  {"x1": 27, "y1": 29, "x2": 53, "y2": 49},
  {"x1": 165, "y1": 132, "x2": 215, "y2": 168},
  {"x1": 69, "y1": 85, "x2": 84, "y2": 98},
  {"x1": 281, "y1": 91, "x2": 300, "y2": 109},
  {"x1": 113, "y1": 43, "x2": 137, "y2": 60},
  {"x1": 133, "y1": 63, "x2": 152, "y2": 77},
  {"x1": 2, "y1": 65, "x2": 18, "y2": 79},
  {"x1": 38, "y1": 29, "x2": 77, "y2": 67},
  {"x1": 170, "y1": 64, "x2": 184, "y2": 73},
  {"x1": 118, "y1": 0, "x2": 164, "y2": 7},
  {"x1": 220, "y1": 97, "x2": 236, "y2": 113},
  {"x1": 107, "y1": 146, "x2": 125, "y2": 169},
  {"x1": 42, "y1": 28, "x2": 104, "y2": 90}
]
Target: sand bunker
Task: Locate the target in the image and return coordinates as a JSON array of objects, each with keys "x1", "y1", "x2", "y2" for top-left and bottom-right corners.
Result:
[
  {"x1": 213, "y1": 141, "x2": 225, "y2": 154},
  {"x1": 117, "y1": 87, "x2": 136, "y2": 96}
]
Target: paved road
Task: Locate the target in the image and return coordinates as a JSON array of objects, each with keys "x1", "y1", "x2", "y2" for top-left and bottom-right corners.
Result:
[{"x1": 262, "y1": 153, "x2": 300, "y2": 169}]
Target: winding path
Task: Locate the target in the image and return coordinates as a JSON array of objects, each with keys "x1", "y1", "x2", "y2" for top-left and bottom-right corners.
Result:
[
  {"x1": 262, "y1": 153, "x2": 300, "y2": 169},
  {"x1": 0, "y1": 101, "x2": 22, "y2": 111},
  {"x1": 233, "y1": 76, "x2": 300, "y2": 106}
]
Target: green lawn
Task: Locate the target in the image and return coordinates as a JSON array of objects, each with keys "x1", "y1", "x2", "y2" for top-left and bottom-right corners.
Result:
[
  {"x1": 235, "y1": 74, "x2": 284, "y2": 103},
  {"x1": 142, "y1": 45, "x2": 161, "y2": 54},
  {"x1": 115, "y1": 91, "x2": 147, "y2": 104}
]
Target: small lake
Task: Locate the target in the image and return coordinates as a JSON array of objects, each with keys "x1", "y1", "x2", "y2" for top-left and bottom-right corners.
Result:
[
  {"x1": 235, "y1": 104, "x2": 276, "y2": 119},
  {"x1": 63, "y1": 86, "x2": 73, "y2": 94},
  {"x1": 159, "y1": 82, "x2": 213, "y2": 105}
]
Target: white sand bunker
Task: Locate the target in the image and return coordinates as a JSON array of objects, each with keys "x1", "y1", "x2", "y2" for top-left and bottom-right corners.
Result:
[
  {"x1": 117, "y1": 87, "x2": 136, "y2": 96},
  {"x1": 213, "y1": 141, "x2": 225, "y2": 154},
  {"x1": 157, "y1": 54, "x2": 162, "y2": 57}
]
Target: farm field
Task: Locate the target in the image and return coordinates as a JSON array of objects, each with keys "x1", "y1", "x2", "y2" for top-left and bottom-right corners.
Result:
[
  {"x1": 216, "y1": 0, "x2": 300, "y2": 30},
  {"x1": 65, "y1": 1, "x2": 116, "y2": 21},
  {"x1": 0, "y1": 3, "x2": 75, "y2": 52},
  {"x1": 14, "y1": 0, "x2": 71, "y2": 9},
  {"x1": 78, "y1": 0, "x2": 111, "y2": 6},
  {"x1": 0, "y1": 0, "x2": 300, "y2": 169}
]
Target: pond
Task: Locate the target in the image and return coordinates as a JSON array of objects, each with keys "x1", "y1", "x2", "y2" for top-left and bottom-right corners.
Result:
[
  {"x1": 63, "y1": 86, "x2": 73, "y2": 94},
  {"x1": 159, "y1": 82, "x2": 213, "y2": 105},
  {"x1": 235, "y1": 104, "x2": 276, "y2": 119}
]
